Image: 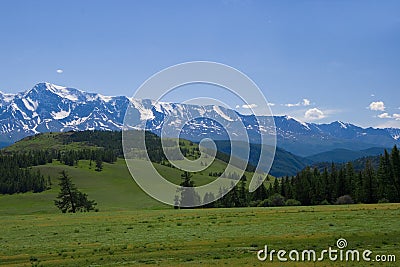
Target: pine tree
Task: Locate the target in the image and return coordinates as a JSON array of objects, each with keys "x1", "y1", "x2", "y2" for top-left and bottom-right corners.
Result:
[
  {"x1": 377, "y1": 150, "x2": 395, "y2": 201},
  {"x1": 238, "y1": 175, "x2": 248, "y2": 207},
  {"x1": 390, "y1": 145, "x2": 400, "y2": 201},
  {"x1": 280, "y1": 176, "x2": 288, "y2": 197},
  {"x1": 252, "y1": 177, "x2": 268, "y2": 201},
  {"x1": 178, "y1": 171, "x2": 200, "y2": 207},
  {"x1": 294, "y1": 168, "x2": 312, "y2": 205},
  {"x1": 336, "y1": 168, "x2": 346, "y2": 197},
  {"x1": 312, "y1": 169, "x2": 323, "y2": 205},
  {"x1": 354, "y1": 171, "x2": 364, "y2": 203},
  {"x1": 329, "y1": 163, "x2": 338, "y2": 202},
  {"x1": 345, "y1": 162, "x2": 355, "y2": 197},
  {"x1": 173, "y1": 195, "x2": 180, "y2": 209},
  {"x1": 202, "y1": 192, "x2": 215, "y2": 208},
  {"x1": 363, "y1": 160, "x2": 378, "y2": 203},
  {"x1": 95, "y1": 159, "x2": 103, "y2": 172},
  {"x1": 273, "y1": 178, "x2": 280, "y2": 194},
  {"x1": 54, "y1": 171, "x2": 97, "y2": 213},
  {"x1": 229, "y1": 182, "x2": 240, "y2": 207}
]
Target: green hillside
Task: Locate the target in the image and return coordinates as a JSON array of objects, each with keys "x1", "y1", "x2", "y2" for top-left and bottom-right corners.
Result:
[
  {"x1": 0, "y1": 157, "x2": 271, "y2": 215},
  {"x1": 2, "y1": 131, "x2": 96, "y2": 152},
  {"x1": 2, "y1": 131, "x2": 131, "y2": 161},
  {"x1": 3, "y1": 131, "x2": 311, "y2": 177}
]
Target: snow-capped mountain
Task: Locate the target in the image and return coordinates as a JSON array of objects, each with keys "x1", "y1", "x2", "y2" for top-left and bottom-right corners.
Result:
[{"x1": 0, "y1": 82, "x2": 399, "y2": 156}]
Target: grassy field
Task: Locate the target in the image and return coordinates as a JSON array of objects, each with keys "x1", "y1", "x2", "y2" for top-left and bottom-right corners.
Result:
[
  {"x1": 0, "y1": 156, "x2": 399, "y2": 266},
  {"x1": 0, "y1": 157, "x2": 269, "y2": 215},
  {"x1": 0, "y1": 204, "x2": 399, "y2": 266}
]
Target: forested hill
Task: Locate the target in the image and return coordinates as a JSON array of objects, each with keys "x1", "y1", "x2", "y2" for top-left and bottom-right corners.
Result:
[
  {"x1": 2, "y1": 131, "x2": 124, "y2": 155},
  {"x1": 3, "y1": 131, "x2": 311, "y2": 177}
]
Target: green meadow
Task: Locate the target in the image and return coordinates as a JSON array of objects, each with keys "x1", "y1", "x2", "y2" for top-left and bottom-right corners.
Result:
[
  {"x1": 0, "y1": 157, "x2": 265, "y2": 215},
  {"x1": 0, "y1": 159, "x2": 399, "y2": 266},
  {"x1": 0, "y1": 205, "x2": 399, "y2": 266}
]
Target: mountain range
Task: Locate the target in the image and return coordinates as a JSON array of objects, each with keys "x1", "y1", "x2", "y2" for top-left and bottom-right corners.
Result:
[{"x1": 1, "y1": 82, "x2": 399, "y2": 159}]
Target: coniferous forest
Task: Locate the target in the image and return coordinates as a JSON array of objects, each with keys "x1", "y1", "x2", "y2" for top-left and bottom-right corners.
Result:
[
  {"x1": 0, "y1": 148, "x2": 118, "y2": 194},
  {"x1": 208, "y1": 145, "x2": 400, "y2": 208}
]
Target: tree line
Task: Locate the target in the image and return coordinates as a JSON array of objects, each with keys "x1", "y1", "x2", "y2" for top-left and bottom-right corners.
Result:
[
  {"x1": 0, "y1": 147, "x2": 117, "y2": 194},
  {"x1": 270, "y1": 145, "x2": 400, "y2": 205},
  {"x1": 174, "y1": 146, "x2": 400, "y2": 208},
  {"x1": 0, "y1": 153, "x2": 51, "y2": 194},
  {"x1": 57, "y1": 148, "x2": 117, "y2": 168},
  {"x1": 0, "y1": 130, "x2": 167, "y2": 195}
]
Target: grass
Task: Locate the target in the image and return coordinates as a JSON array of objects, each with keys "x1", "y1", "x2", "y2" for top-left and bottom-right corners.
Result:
[
  {"x1": 1, "y1": 132, "x2": 95, "y2": 152},
  {"x1": 0, "y1": 142, "x2": 398, "y2": 266},
  {"x1": 0, "y1": 204, "x2": 399, "y2": 266},
  {"x1": 0, "y1": 159, "x2": 165, "y2": 215},
  {"x1": 0, "y1": 157, "x2": 272, "y2": 215}
]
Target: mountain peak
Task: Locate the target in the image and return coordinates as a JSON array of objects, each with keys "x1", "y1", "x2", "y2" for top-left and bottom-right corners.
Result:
[
  {"x1": 281, "y1": 115, "x2": 310, "y2": 129},
  {"x1": 26, "y1": 82, "x2": 81, "y2": 101},
  {"x1": 336, "y1": 121, "x2": 348, "y2": 129},
  {"x1": 0, "y1": 90, "x2": 16, "y2": 103}
]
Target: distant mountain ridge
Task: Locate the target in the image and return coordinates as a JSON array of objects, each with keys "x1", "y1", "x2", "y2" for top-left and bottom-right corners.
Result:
[
  {"x1": 306, "y1": 147, "x2": 389, "y2": 163},
  {"x1": 1, "y1": 82, "x2": 399, "y2": 157}
]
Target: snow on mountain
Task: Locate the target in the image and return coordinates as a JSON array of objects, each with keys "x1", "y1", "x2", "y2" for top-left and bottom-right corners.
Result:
[
  {"x1": 387, "y1": 128, "x2": 400, "y2": 141},
  {"x1": 0, "y1": 91, "x2": 16, "y2": 109},
  {"x1": 0, "y1": 82, "x2": 399, "y2": 156},
  {"x1": 213, "y1": 106, "x2": 234, "y2": 122}
]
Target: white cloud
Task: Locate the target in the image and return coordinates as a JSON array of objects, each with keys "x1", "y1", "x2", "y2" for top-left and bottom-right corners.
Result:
[
  {"x1": 393, "y1": 114, "x2": 400, "y2": 120},
  {"x1": 369, "y1": 101, "x2": 385, "y2": 111},
  {"x1": 284, "y1": 98, "x2": 311, "y2": 107},
  {"x1": 376, "y1": 120, "x2": 400, "y2": 129},
  {"x1": 242, "y1": 104, "x2": 257, "y2": 109},
  {"x1": 371, "y1": 94, "x2": 375, "y2": 97},
  {"x1": 305, "y1": 108, "x2": 325, "y2": 120},
  {"x1": 285, "y1": 103, "x2": 299, "y2": 107},
  {"x1": 378, "y1": 113, "x2": 392, "y2": 119},
  {"x1": 267, "y1": 103, "x2": 275, "y2": 107},
  {"x1": 302, "y1": 99, "x2": 311, "y2": 106},
  {"x1": 56, "y1": 69, "x2": 63, "y2": 74}
]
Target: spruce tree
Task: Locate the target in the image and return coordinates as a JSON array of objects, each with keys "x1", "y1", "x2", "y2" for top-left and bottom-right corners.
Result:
[
  {"x1": 273, "y1": 178, "x2": 280, "y2": 194},
  {"x1": 95, "y1": 159, "x2": 103, "y2": 172},
  {"x1": 178, "y1": 171, "x2": 200, "y2": 207},
  {"x1": 390, "y1": 145, "x2": 400, "y2": 201},
  {"x1": 363, "y1": 160, "x2": 378, "y2": 203},
  {"x1": 336, "y1": 168, "x2": 346, "y2": 197},
  {"x1": 377, "y1": 150, "x2": 395, "y2": 201},
  {"x1": 345, "y1": 162, "x2": 355, "y2": 197},
  {"x1": 354, "y1": 171, "x2": 364, "y2": 203},
  {"x1": 54, "y1": 171, "x2": 97, "y2": 213},
  {"x1": 252, "y1": 177, "x2": 268, "y2": 201},
  {"x1": 329, "y1": 163, "x2": 338, "y2": 202},
  {"x1": 238, "y1": 175, "x2": 248, "y2": 207},
  {"x1": 320, "y1": 168, "x2": 330, "y2": 203}
]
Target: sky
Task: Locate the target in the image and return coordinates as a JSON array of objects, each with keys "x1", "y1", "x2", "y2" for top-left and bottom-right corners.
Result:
[{"x1": 0, "y1": 0, "x2": 399, "y2": 128}]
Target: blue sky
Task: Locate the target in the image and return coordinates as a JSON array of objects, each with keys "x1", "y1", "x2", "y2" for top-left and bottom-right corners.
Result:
[{"x1": 0, "y1": 0, "x2": 399, "y2": 128}]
